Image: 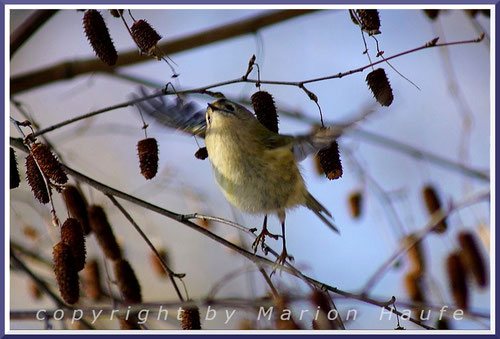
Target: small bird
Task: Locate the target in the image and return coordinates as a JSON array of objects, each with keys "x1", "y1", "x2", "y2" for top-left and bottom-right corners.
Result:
[{"x1": 132, "y1": 88, "x2": 368, "y2": 269}]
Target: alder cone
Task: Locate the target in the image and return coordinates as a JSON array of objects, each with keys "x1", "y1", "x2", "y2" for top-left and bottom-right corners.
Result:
[
  {"x1": 366, "y1": 68, "x2": 393, "y2": 107},
  {"x1": 317, "y1": 140, "x2": 343, "y2": 180},
  {"x1": 131, "y1": 20, "x2": 162, "y2": 54},
  {"x1": 53, "y1": 242, "x2": 80, "y2": 305},
  {"x1": 31, "y1": 143, "x2": 67, "y2": 184},
  {"x1": 82, "y1": 259, "x2": 103, "y2": 301},
  {"x1": 181, "y1": 307, "x2": 201, "y2": 330},
  {"x1": 446, "y1": 253, "x2": 468, "y2": 310},
  {"x1": 251, "y1": 91, "x2": 279, "y2": 133},
  {"x1": 137, "y1": 138, "x2": 159, "y2": 180},
  {"x1": 83, "y1": 9, "x2": 118, "y2": 65},
  {"x1": 88, "y1": 205, "x2": 122, "y2": 260},
  {"x1": 458, "y1": 231, "x2": 487, "y2": 288},
  {"x1": 62, "y1": 185, "x2": 91, "y2": 235},
  {"x1": 422, "y1": 185, "x2": 447, "y2": 233},
  {"x1": 61, "y1": 218, "x2": 87, "y2": 271},
  {"x1": 113, "y1": 259, "x2": 142, "y2": 303},
  {"x1": 10, "y1": 147, "x2": 20, "y2": 189},
  {"x1": 25, "y1": 154, "x2": 50, "y2": 204}
]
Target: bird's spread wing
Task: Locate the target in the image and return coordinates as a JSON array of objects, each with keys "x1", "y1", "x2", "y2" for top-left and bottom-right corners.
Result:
[
  {"x1": 130, "y1": 87, "x2": 207, "y2": 137},
  {"x1": 264, "y1": 107, "x2": 375, "y2": 162}
]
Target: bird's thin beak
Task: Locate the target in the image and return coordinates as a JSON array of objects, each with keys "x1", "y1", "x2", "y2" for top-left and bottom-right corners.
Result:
[{"x1": 207, "y1": 103, "x2": 216, "y2": 110}]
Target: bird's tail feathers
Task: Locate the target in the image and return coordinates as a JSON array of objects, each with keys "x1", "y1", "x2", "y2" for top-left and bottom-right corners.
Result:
[{"x1": 305, "y1": 193, "x2": 340, "y2": 234}]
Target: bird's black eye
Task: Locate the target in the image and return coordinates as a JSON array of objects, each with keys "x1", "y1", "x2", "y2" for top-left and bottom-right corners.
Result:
[{"x1": 224, "y1": 104, "x2": 235, "y2": 112}]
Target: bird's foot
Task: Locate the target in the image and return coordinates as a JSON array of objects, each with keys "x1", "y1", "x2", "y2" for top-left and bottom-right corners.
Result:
[
  {"x1": 271, "y1": 248, "x2": 294, "y2": 276},
  {"x1": 252, "y1": 227, "x2": 280, "y2": 254}
]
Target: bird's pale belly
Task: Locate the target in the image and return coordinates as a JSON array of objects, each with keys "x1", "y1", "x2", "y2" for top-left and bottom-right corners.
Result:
[{"x1": 206, "y1": 137, "x2": 306, "y2": 214}]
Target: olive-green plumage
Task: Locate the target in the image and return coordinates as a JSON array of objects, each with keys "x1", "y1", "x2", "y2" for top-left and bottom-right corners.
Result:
[{"x1": 204, "y1": 98, "x2": 338, "y2": 233}]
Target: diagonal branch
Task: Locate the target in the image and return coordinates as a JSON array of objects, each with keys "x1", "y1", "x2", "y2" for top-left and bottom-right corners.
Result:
[{"x1": 10, "y1": 10, "x2": 59, "y2": 58}]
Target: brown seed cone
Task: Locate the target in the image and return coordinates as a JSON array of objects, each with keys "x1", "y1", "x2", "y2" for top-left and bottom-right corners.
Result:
[
  {"x1": 53, "y1": 242, "x2": 80, "y2": 305},
  {"x1": 83, "y1": 9, "x2": 118, "y2": 66},
  {"x1": 61, "y1": 218, "x2": 87, "y2": 271},
  {"x1": 404, "y1": 272, "x2": 426, "y2": 317},
  {"x1": 273, "y1": 296, "x2": 300, "y2": 330},
  {"x1": 29, "y1": 281, "x2": 43, "y2": 300},
  {"x1": 446, "y1": 253, "x2": 468, "y2": 310},
  {"x1": 31, "y1": 143, "x2": 68, "y2": 184},
  {"x1": 366, "y1": 68, "x2": 394, "y2": 107},
  {"x1": 404, "y1": 233, "x2": 426, "y2": 277},
  {"x1": 422, "y1": 185, "x2": 447, "y2": 233},
  {"x1": 436, "y1": 317, "x2": 450, "y2": 330},
  {"x1": 194, "y1": 147, "x2": 208, "y2": 160},
  {"x1": 251, "y1": 91, "x2": 279, "y2": 133},
  {"x1": 88, "y1": 205, "x2": 122, "y2": 260},
  {"x1": 62, "y1": 185, "x2": 91, "y2": 235},
  {"x1": 150, "y1": 249, "x2": 169, "y2": 277},
  {"x1": 317, "y1": 140, "x2": 343, "y2": 180},
  {"x1": 137, "y1": 138, "x2": 159, "y2": 180},
  {"x1": 181, "y1": 307, "x2": 202, "y2": 330},
  {"x1": 25, "y1": 154, "x2": 50, "y2": 204},
  {"x1": 310, "y1": 290, "x2": 337, "y2": 330},
  {"x1": 348, "y1": 191, "x2": 363, "y2": 218},
  {"x1": 10, "y1": 147, "x2": 20, "y2": 189},
  {"x1": 423, "y1": 9, "x2": 440, "y2": 20},
  {"x1": 109, "y1": 9, "x2": 123, "y2": 18},
  {"x1": 82, "y1": 259, "x2": 103, "y2": 301},
  {"x1": 113, "y1": 259, "x2": 142, "y2": 303},
  {"x1": 131, "y1": 20, "x2": 162, "y2": 55},
  {"x1": 356, "y1": 9, "x2": 381, "y2": 35},
  {"x1": 119, "y1": 315, "x2": 142, "y2": 330},
  {"x1": 458, "y1": 231, "x2": 487, "y2": 288}
]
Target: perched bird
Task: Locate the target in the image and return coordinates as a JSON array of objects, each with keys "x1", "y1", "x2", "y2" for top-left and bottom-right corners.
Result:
[{"x1": 132, "y1": 88, "x2": 369, "y2": 269}]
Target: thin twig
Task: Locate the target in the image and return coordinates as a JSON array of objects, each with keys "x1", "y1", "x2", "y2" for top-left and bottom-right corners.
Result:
[
  {"x1": 10, "y1": 10, "x2": 59, "y2": 58},
  {"x1": 106, "y1": 194, "x2": 186, "y2": 301}
]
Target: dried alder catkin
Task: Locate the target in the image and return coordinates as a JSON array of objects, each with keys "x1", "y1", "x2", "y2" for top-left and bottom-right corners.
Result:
[
  {"x1": 446, "y1": 253, "x2": 468, "y2": 310},
  {"x1": 356, "y1": 9, "x2": 381, "y2": 35},
  {"x1": 181, "y1": 307, "x2": 202, "y2": 330},
  {"x1": 62, "y1": 185, "x2": 91, "y2": 235},
  {"x1": 113, "y1": 259, "x2": 142, "y2": 303},
  {"x1": 405, "y1": 233, "x2": 426, "y2": 277},
  {"x1": 317, "y1": 140, "x2": 343, "y2": 180},
  {"x1": 422, "y1": 185, "x2": 447, "y2": 233},
  {"x1": 61, "y1": 218, "x2": 86, "y2": 271},
  {"x1": 348, "y1": 191, "x2": 363, "y2": 218},
  {"x1": 119, "y1": 316, "x2": 141, "y2": 330},
  {"x1": 31, "y1": 143, "x2": 68, "y2": 184},
  {"x1": 53, "y1": 242, "x2": 80, "y2": 305},
  {"x1": 25, "y1": 154, "x2": 49, "y2": 204},
  {"x1": 458, "y1": 231, "x2": 487, "y2": 288},
  {"x1": 194, "y1": 147, "x2": 208, "y2": 160},
  {"x1": 137, "y1": 138, "x2": 159, "y2": 180},
  {"x1": 109, "y1": 9, "x2": 123, "y2": 18},
  {"x1": 83, "y1": 9, "x2": 118, "y2": 66},
  {"x1": 366, "y1": 68, "x2": 394, "y2": 107},
  {"x1": 88, "y1": 205, "x2": 122, "y2": 260},
  {"x1": 131, "y1": 20, "x2": 162, "y2": 55},
  {"x1": 10, "y1": 147, "x2": 20, "y2": 189},
  {"x1": 82, "y1": 259, "x2": 103, "y2": 301},
  {"x1": 251, "y1": 91, "x2": 279, "y2": 133}
]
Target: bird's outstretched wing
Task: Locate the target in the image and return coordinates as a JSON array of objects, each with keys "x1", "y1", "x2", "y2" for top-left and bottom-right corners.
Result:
[
  {"x1": 263, "y1": 107, "x2": 375, "y2": 162},
  {"x1": 130, "y1": 87, "x2": 207, "y2": 137}
]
